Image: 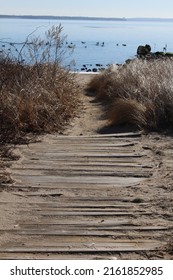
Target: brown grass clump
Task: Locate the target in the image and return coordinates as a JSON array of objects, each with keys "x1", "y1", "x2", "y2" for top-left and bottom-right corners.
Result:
[
  {"x1": 87, "y1": 71, "x2": 113, "y2": 101},
  {"x1": 88, "y1": 59, "x2": 173, "y2": 131},
  {"x1": 108, "y1": 98, "x2": 147, "y2": 128},
  {"x1": 0, "y1": 25, "x2": 80, "y2": 144}
]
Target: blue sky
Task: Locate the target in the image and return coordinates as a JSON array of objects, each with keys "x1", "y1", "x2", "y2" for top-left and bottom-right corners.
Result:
[{"x1": 1, "y1": 0, "x2": 173, "y2": 18}]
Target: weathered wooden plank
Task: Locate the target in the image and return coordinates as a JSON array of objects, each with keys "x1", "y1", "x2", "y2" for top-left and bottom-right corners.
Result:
[
  {"x1": 11, "y1": 175, "x2": 144, "y2": 185},
  {"x1": 0, "y1": 253, "x2": 118, "y2": 260},
  {"x1": 11, "y1": 169, "x2": 152, "y2": 178},
  {"x1": 7, "y1": 182, "x2": 141, "y2": 189},
  {"x1": 13, "y1": 162, "x2": 151, "y2": 168},
  {"x1": 0, "y1": 241, "x2": 163, "y2": 253},
  {"x1": 20, "y1": 145, "x2": 136, "y2": 152},
  {"x1": 0, "y1": 201, "x2": 148, "y2": 207},
  {"x1": 17, "y1": 220, "x2": 139, "y2": 226},
  {"x1": 30, "y1": 142, "x2": 135, "y2": 148},
  {"x1": 6, "y1": 229, "x2": 166, "y2": 237},
  {"x1": 21, "y1": 152, "x2": 144, "y2": 159},
  {"x1": 17, "y1": 224, "x2": 169, "y2": 231},
  {"x1": 27, "y1": 150, "x2": 136, "y2": 155},
  {"x1": 46, "y1": 132, "x2": 142, "y2": 139},
  {"x1": 0, "y1": 230, "x2": 151, "y2": 237},
  {"x1": 36, "y1": 211, "x2": 152, "y2": 216},
  {"x1": 11, "y1": 164, "x2": 152, "y2": 172},
  {"x1": 27, "y1": 157, "x2": 144, "y2": 163}
]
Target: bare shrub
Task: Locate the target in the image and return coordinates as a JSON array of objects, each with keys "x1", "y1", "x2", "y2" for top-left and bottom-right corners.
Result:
[
  {"x1": 88, "y1": 59, "x2": 173, "y2": 130},
  {"x1": 0, "y1": 25, "x2": 80, "y2": 144}
]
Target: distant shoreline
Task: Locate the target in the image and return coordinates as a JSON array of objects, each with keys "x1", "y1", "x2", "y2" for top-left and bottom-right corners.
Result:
[
  {"x1": 0, "y1": 15, "x2": 125, "y2": 21},
  {"x1": 1, "y1": 15, "x2": 173, "y2": 22}
]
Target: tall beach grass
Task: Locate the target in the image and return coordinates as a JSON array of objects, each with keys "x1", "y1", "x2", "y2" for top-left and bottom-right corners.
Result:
[
  {"x1": 88, "y1": 59, "x2": 173, "y2": 131},
  {"x1": 0, "y1": 25, "x2": 80, "y2": 144}
]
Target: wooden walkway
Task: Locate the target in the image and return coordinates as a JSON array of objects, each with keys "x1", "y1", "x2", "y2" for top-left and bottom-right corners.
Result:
[{"x1": 0, "y1": 132, "x2": 171, "y2": 259}]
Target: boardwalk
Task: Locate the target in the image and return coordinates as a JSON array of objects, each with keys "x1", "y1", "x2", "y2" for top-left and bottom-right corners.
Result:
[
  {"x1": 0, "y1": 131, "x2": 172, "y2": 259},
  {"x1": 0, "y1": 74, "x2": 172, "y2": 259}
]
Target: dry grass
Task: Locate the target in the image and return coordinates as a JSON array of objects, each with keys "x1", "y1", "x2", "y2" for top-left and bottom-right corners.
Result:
[
  {"x1": 108, "y1": 98, "x2": 147, "y2": 128},
  {"x1": 88, "y1": 59, "x2": 173, "y2": 131},
  {"x1": 87, "y1": 71, "x2": 113, "y2": 101},
  {"x1": 0, "y1": 61, "x2": 80, "y2": 143},
  {"x1": 0, "y1": 25, "x2": 80, "y2": 144}
]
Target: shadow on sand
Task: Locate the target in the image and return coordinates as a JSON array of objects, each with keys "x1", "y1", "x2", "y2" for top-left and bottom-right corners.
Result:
[{"x1": 97, "y1": 123, "x2": 139, "y2": 134}]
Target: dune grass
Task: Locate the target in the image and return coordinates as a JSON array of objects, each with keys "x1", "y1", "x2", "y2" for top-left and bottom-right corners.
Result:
[
  {"x1": 88, "y1": 59, "x2": 173, "y2": 131},
  {"x1": 0, "y1": 25, "x2": 80, "y2": 144}
]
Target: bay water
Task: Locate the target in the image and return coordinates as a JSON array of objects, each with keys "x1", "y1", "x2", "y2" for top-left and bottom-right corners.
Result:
[{"x1": 1, "y1": 18, "x2": 173, "y2": 71}]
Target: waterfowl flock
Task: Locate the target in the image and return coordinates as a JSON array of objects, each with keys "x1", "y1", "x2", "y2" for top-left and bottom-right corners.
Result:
[
  {"x1": 64, "y1": 40, "x2": 128, "y2": 72},
  {"x1": 0, "y1": 40, "x2": 128, "y2": 72}
]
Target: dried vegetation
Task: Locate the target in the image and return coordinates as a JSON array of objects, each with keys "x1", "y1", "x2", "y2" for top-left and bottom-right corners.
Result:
[
  {"x1": 88, "y1": 59, "x2": 173, "y2": 131},
  {"x1": 0, "y1": 25, "x2": 80, "y2": 144}
]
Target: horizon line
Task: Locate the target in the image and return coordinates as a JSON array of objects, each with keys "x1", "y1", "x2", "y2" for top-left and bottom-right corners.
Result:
[{"x1": 1, "y1": 14, "x2": 173, "y2": 20}]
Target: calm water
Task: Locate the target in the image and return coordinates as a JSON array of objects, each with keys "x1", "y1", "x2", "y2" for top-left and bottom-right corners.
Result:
[{"x1": 1, "y1": 18, "x2": 173, "y2": 71}]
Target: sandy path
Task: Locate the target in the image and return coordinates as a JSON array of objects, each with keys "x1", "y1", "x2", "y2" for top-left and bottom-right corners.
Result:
[
  {"x1": 0, "y1": 73, "x2": 173, "y2": 260},
  {"x1": 64, "y1": 73, "x2": 108, "y2": 136}
]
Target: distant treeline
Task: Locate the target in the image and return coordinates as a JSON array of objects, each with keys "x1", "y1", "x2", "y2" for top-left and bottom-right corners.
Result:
[
  {"x1": 0, "y1": 15, "x2": 126, "y2": 21},
  {"x1": 127, "y1": 17, "x2": 173, "y2": 22},
  {"x1": 1, "y1": 15, "x2": 173, "y2": 22}
]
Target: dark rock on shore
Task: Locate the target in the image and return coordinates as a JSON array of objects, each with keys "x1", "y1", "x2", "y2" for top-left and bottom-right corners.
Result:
[
  {"x1": 137, "y1": 44, "x2": 151, "y2": 57},
  {"x1": 136, "y1": 44, "x2": 173, "y2": 60}
]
